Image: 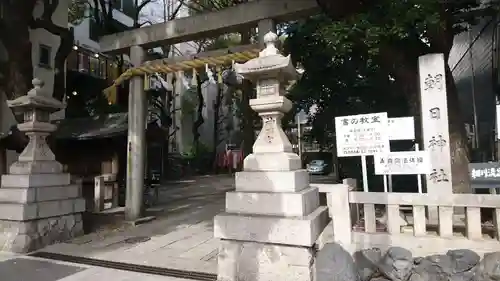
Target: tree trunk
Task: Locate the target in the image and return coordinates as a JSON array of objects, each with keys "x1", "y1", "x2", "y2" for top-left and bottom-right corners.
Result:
[
  {"x1": 241, "y1": 79, "x2": 255, "y2": 156},
  {"x1": 213, "y1": 87, "x2": 221, "y2": 152},
  {"x1": 0, "y1": 1, "x2": 35, "y2": 162},
  {"x1": 240, "y1": 30, "x2": 255, "y2": 157},
  {"x1": 192, "y1": 74, "x2": 204, "y2": 151},
  {"x1": 1, "y1": 26, "x2": 33, "y2": 101},
  {"x1": 445, "y1": 63, "x2": 470, "y2": 193},
  {"x1": 0, "y1": 1, "x2": 36, "y2": 97}
]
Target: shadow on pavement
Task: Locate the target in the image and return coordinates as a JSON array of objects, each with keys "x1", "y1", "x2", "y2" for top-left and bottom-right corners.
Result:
[{"x1": 0, "y1": 258, "x2": 85, "y2": 281}]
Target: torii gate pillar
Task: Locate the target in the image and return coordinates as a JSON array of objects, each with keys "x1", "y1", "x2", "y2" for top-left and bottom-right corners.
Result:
[{"x1": 125, "y1": 45, "x2": 147, "y2": 221}]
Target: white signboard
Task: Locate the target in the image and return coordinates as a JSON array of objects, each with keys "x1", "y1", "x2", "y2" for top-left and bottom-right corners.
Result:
[
  {"x1": 388, "y1": 117, "x2": 415, "y2": 140},
  {"x1": 374, "y1": 151, "x2": 431, "y2": 175},
  {"x1": 335, "y1": 112, "x2": 390, "y2": 157}
]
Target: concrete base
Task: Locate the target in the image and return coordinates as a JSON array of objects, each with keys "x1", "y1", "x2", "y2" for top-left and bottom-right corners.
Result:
[
  {"x1": 0, "y1": 172, "x2": 86, "y2": 253},
  {"x1": 235, "y1": 170, "x2": 309, "y2": 192},
  {"x1": 225, "y1": 187, "x2": 320, "y2": 216},
  {"x1": 0, "y1": 213, "x2": 83, "y2": 253},
  {"x1": 218, "y1": 239, "x2": 317, "y2": 281},
  {"x1": 214, "y1": 206, "x2": 328, "y2": 247},
  {"x1": 243, "y1": 152, "x2": 301, "y2": 171}
]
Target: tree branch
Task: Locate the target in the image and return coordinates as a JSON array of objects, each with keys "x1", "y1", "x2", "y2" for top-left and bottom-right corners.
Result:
[
  {"x1": 140, "y1": 19, "x2": 154, "y2": 26},
  {"x1": 169, "y1": 0, "x2": 185, "y2": 20},
  {"x1": 30, "y1": 0, "x2": 66, "y2": 35},
  {"x1": 29, "y1": 0, "x2": 74, "y2": 100},
  {"x1": 137, "y1": 0, "x2": 155, "y2": 13}
]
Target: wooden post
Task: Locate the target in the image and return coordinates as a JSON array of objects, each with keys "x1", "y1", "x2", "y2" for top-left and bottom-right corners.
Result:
[{"x1": 94, "y1": 176, "x2": 105, "y2": 213}]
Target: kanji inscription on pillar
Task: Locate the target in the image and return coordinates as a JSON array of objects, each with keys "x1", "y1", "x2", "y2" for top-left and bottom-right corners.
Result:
[
  {"x1": 257, "y1": 79, "x2": 279, "y2": 98},
  {"x1": 418, "y1": 53, "x2": 452, "y2": 195}
]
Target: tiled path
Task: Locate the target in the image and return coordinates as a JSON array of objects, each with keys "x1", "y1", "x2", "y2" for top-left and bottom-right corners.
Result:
[{"x1": 36, "y1": 175, "x2": 235, "y2": 275}]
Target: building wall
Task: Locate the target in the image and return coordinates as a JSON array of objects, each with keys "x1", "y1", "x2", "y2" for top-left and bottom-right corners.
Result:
[
  {"x1": 72, "y1": 7, "x2": 134, "y2": 53},
  {"x1": 448, "y1": 17, "x2": 498, "y2": 161},
  {"x1": 73, "y1": 18, "x2": 100, "y2": 53}
]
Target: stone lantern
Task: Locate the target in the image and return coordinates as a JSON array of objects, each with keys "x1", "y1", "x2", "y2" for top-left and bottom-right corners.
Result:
[
  {"x1": 8, "y1": 79, "x2": 65, "y2": 174},
  {"x1": 0, "y1": 79, "x2": 84, "y2": 253},
  {"x1": 214, "y1": 32, "x2": 328, "y2": 281},
  {"x1": 234, "y1": 31, "x2": 301, "y2": 170}
]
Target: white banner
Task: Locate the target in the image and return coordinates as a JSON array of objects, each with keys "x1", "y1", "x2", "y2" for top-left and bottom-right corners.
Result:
[
  {"x1": 374, "y1": 151, "x2": 431, "y2": 175},
  {"x1": 388, "y1": 117, "x2": 415, "y2": 140},
  {"x1": 335, "y1": 113, "x2": 390, "y2": 157}
]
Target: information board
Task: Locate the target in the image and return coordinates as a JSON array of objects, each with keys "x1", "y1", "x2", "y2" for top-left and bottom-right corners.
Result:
[
  {"x1": 335, "y1": 113, "x2": 390, "y2": 157},
  {"x1": 374, "y1": 151, "x2": 431, "y2": 175},
  {"x1": 469, "y1": 162, "x2": 500, "y2": 186}
]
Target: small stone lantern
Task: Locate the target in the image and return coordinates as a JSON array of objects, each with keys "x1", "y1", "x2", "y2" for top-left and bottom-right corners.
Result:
[
  {"x1": 233, "y1": 31, "x2": 301, "y2": 170},
  {"x1": 7, "y1": 78, "x2": 65, "y2": 174},
  {"x1": 0, "y1": 79, "x2": 84, "y2": 253}
]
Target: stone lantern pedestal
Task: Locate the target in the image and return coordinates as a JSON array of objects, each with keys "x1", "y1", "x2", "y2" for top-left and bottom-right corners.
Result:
[
  {"x1": 214, "y1": 33, "x2": 328, "y2": 281},
  {"x1": 0, "y1": 79, "x2": 85, "y2": 253}
]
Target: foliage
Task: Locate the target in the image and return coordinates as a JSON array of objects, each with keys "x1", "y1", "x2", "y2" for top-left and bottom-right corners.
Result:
[
  {"x1": 182, "y1": 141, "x2": 212, "y2": 159},
  {"x1": 284, "y1": 16, "x2": 404, "y2": 149},
  {"x1": 285, "y1": 0, "x2": 492, "y2": 148},
  {"x1": 147, "y1": 87, "x2": 172, "y2": 129},
  {"x1": 186, "y1": 0, "x2": 241, "y2": 12},
  {"x1": 68, "y1": 0, "x2": 89, "y2": 24},
  {"x1": 287, "y1": 0, "x2": 496, "y2": 191},
  {"x1": 181, "y1": 86, "x2": 198, "y2": 116}
]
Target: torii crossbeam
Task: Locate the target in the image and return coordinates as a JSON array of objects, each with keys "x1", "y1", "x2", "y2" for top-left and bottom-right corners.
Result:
[{"x1": 99, "y1": 0, "x2": 319, "y2": 54}]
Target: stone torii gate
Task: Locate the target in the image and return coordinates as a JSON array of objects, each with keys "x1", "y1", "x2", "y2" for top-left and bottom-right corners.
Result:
[{"x1": 98, "y1": 0, "x2": 320, "y2": 222}]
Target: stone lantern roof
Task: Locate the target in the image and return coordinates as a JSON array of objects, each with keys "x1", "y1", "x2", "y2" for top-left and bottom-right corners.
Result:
[
  {"x1": 7, "y1": 79, "x2": 65, "y2": 113},
  {"x1": 234, "y1": 32, "x2": 299, "y2": 82}
]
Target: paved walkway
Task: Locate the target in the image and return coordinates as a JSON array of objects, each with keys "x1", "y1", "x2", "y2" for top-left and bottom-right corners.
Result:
[
  {"x1": 36, "y1": 175, "x2": 235, "y2": 276},
  {"x1": 0, "y1": 252, "x2": 193, "y2": 281},
  {"x1": 27, "y1": 174, "x2": 336, "y2": 280}
]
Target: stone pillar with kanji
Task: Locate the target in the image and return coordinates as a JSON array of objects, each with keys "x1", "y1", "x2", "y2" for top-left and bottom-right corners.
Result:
[
  {"x1": 214, "y1": 32, "x2": 328, "y2": 281},
  {"x1": 0, "y1": 79, "x2": 85, "y2": 252}
]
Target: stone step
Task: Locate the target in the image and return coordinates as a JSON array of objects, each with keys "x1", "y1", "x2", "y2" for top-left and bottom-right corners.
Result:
[
  {"x1": 235, "y1": 170, "x2": 309, "y2": 192},
  {"x1": 9, "y1": 160, "x2": 63, "y2": 174},
  {"x1": 214, "y1": 206, "x2": 328, "y2": 247},
  {"x1": 0, "y1": 185, "x2": 80, "y2": 204},
  {"x1": 225, "y1": 187, "x2": 319, "y2": 216},
  {"x1": 243, "y1": 152, "x2": 302, "y2": 172},
  {"x1": 1, "y1": 174, "x2": 70, "y2": 188},
  {"x1": 0, "y1": 198, "x2": 85, "y2": 221}
]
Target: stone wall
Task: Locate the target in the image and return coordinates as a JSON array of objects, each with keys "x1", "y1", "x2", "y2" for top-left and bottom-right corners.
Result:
[
  {"x1": 0, "y1": 213, "x2": 83, "y2": 253},
  {"x1": 323, "y1": 243, "x2": 500, "y2": 281}
]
